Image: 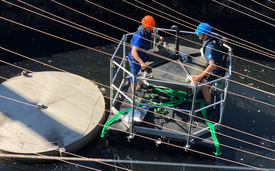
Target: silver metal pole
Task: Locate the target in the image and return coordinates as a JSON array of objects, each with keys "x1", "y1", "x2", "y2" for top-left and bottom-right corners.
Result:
[
  {"x1": 153, "y1": 28, "x2": 158, "y2": 49},
  {"x1": 136, "y1": 102, "x2": 191, "y2": 113},
  {"x1": 157, "y1": 28, "x2": 196, "y2": 35},
  {"x1": 111, "y1": 36, "x2": 124, "y2": 60},
  {"x1": 112, "y1": 84, "x2": 132, "y2": 104},
  {"x1": 129, "y1": 76, "x2": 137, "y2": 140},
  {"x1": 138, "y1": 77, "x2": 192, "y2": 87},
  {"x1": 195, "y1": 100, "x2": 224, "y2": 113},
  {"x1": 110, "y1": 58, "x2": 114, "y2": 115},
  {"x1": 113, "y1": 60, "x2": 132, "y2": 77},
  {"x1": 198, "y1": 76, "x2": 228, "y2": 87},
  {"x1": 219, "y1": 78, "x2": 230, "y2": 124},
  {"x1": 123, "y1": 35, "x2": 127, "y2": 79},
  {"x1": 185, "y1": 86, "x2": 198, "y2": 149},
  {"x1": 112, "y1": 58, "x2": 125, "y2": 84}
]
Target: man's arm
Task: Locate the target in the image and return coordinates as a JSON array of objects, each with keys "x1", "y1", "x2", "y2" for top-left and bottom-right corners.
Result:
[
  {"x1": 192, "y1": 60, "x2": 215, "y2": 82},
  {"x1": 152, "y1": 33, "x2": 164, "y2": 41},
  {"x1": 131, "y1": 46, "x2": 147, "y2": 69}
]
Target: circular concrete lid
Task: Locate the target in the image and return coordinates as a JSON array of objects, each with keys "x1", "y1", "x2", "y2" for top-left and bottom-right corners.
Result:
[{"x1": 0, "y1": 71, "x2": 105, "y2": 154}]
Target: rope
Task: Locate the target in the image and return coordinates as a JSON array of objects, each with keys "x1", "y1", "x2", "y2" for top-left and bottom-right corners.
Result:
[{"x1": 100, "y1": 107, "x2": 131, "y2": 138}]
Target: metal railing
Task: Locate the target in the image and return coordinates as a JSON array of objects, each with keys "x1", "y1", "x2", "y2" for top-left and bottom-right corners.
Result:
[{"x1": 110, "y1": 26, "x2": 232, "y2": 149}]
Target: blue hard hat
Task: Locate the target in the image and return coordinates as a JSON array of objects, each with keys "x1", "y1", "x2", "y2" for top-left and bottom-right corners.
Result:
[{"x1": 195, "y1": 23, "x2": 212, "y2": 34}]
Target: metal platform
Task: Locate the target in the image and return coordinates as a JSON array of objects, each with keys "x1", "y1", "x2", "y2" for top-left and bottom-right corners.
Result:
[{"x1": 106, "y1": 26, "x2": 232, "y2": 155}]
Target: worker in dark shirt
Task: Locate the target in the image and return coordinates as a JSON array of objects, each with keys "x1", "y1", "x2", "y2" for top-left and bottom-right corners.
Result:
[{"x1": 193, "y1": 23, "x2": 226, "y2": 109}]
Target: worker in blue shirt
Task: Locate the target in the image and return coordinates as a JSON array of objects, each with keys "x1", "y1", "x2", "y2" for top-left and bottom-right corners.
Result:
[
  {"x1": 192, "y1": 23, "x2": 227, "y2": 109},
  {"x1": 128, "y1": 15, "x2": 164, "y2": 92}
]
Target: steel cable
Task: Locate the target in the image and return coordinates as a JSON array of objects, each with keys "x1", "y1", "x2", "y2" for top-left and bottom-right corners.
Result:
[
  {"x1": 0, "y1": 50, "x2": 275, "y2": 168},
  {"x1": 1, "y1": 12, "x2": 275, "y2": 155},
  {"x1": 0, "y1": 0, "x2": 275, "y2": 167}
]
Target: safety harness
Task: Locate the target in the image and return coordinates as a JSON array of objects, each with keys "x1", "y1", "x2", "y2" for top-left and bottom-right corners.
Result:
[
  {"x1": 138, "y1": 27, "x2": 151, "y2": 51},
  {"x1": 203, "y1": 33, "x2": 229, "y2": 76},
  {"x1": 143, "y1": 86, "x2": 187, "y2": 114}
]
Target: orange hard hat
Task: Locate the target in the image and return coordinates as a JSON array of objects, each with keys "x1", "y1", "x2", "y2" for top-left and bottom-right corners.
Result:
[{"x1": 141, "y1": 15, "x2": 155, "y2": 29}]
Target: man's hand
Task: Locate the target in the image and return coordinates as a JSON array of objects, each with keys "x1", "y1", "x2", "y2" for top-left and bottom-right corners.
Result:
[
  {"x1": 159, "y1": 36, "x2": 164, "y2": 41},
  {"x1": 140, "y1": 62, "x2": 147, "y2": 69},
  {"x1": 192, "y1": 75, "x2": 202, "y2": 83}
]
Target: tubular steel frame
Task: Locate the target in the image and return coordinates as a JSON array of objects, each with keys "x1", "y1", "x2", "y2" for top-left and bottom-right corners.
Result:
[{"x1": 110, "y1": 27, "x2": 232, "y2": 149}]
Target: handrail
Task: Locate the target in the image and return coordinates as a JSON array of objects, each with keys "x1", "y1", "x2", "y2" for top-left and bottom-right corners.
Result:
[{"x1": 110, "y1": 27, "x2": 232, "y2": 154}]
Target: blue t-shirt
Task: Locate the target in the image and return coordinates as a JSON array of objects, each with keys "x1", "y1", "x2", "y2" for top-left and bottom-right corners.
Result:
[
  {"x1": 202, "y1": 32, "x2": 224, "y2": 72},
  {"x1": 128, "y1": 25, "x2": 151, "y2": 62}
]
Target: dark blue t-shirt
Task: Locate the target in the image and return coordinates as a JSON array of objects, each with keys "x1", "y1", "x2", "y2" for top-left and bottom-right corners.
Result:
[{"x1": 202, "y1": 32, "x2": 224, "y2": 73}]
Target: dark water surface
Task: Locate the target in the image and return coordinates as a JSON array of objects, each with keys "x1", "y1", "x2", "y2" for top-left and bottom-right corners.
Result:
[{"x1": 0, "y1": 16, "x2": 274, "y2": 170}]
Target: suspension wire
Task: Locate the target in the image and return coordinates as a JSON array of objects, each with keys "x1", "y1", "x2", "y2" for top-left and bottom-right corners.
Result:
[
  {"x1": 49, "y1": 0, "x2": 131, "y2": 37},
  {"x1": 1, "y1": 47, "x2": 272, "y2": 168},
  {"x1": 2, "y1": 56, "x2": 275, "y2": 160},
  {"x1": 47, "y1": 0, "x2": 275, "y2": 105},
  {"x1": 0, "y1": 0, "x2": 275, "y2": 170},
  {"x1": 1, "y1": 51, "x2": 275, "y2": 166},
  {"x1": 44, "y1": 0, "x2": 275, "y2": 100},
  {"x1": 6, "y1": 0, "x2": 118, "y2": 44},
  {"x1": 79, "y1": 0, "x2": 275, "y2": 96},
  {"x1": 33, "y1": 154, "x2": 103, "y2": 171},
  {"x1": 135, "y1": 0, "x2": 275, "y2": 59},
  {"x1": 62, "y1": 151, "x2": 131, "y2": 171},
  {"x1": 2, "y1": 153, "x2": 274, "y2": 171},
  {"x1": 59, "y1": 0, "x2": 274, "y2": 59},
  {"x1": 1, "y1": 1, "x2": 275, "y2": 162},
  {"x1": 123, "y1": 0, "x2": 275, "y2": 60},
  {"x1": 78, "y1": 0, "x2": 275, "y2": 72},
  {"x1": 0, "y1": 134, "x2": 110, "y2": 171},
  {"x1": 0, "y1": 16, "x2": 118, "y2": 66},
  {"x1": 152, "y1": 0, "x2": 275, "y2": 56},
  {"x1": 99, "y1": 125, "x2": 260, "y2": 169},
  {"x1": 16, "y1": 0, "x2": 117, "y2": 43},
  {"x1": 1, "y1": 10, "x2": 275, "y2": 153},
  {"x1": 0, "y1": 81, "x2": 129, "y2": 170},
  {"x1": 115, "y1": 0, "x2": 275, "y2": 93},
  {"x1": 4, "y1": 0, "x2": 208, "y2": 82},
  {"x1": 0, "y1": 1, "x2": 239, "y2": 93},
  {"x1": 3, "y1": 93, "x2": 275, "y2": 170},
  {"x1": 228, "y1": 0, "x2": 275, "y2": 22},
  {"x1": 0, "y1": 88, "x2": 267, "y2": 170},
  {"x1": 140, "y1": 120, "x2": 275, "y2": 164},
  {"x1": 213, "y1": 0, "x2": 275, "y2": 27},
  {"x1": 269, "y1": 0, "x2": 275, "y2": 5},
  {"x1": 0, "y1": 2, "x2": 268, "y2": 167},
  {"x1": 1, "y1": 12, "x2": 275, "y2": 152},
  {"x1": 252, "y1": 0, "x2": 275, "y2": 13},
  {"x1": 127, "y1": 0, "x2": 275, "y2": 88},
  {"x1": 0, "y1": 12, "x2": 274, "y2": 115}
]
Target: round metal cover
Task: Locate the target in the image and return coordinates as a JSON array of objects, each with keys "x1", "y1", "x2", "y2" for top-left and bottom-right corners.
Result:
[{"x1": 0, "y1": 71, "x2": 105, "y2": 155}]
